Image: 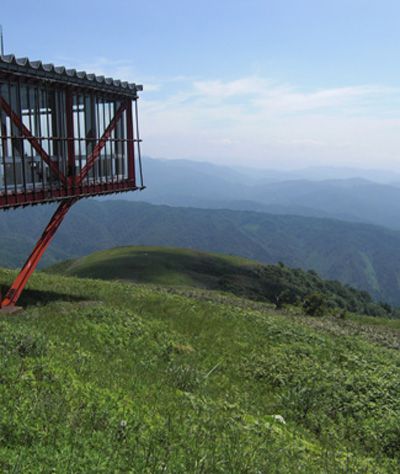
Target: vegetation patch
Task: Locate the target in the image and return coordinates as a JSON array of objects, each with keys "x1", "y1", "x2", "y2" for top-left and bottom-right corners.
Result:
[
  {"x1": 48, "y1": 246, "x2": 396, "y2": 317},
  {"x1": 0, "y1": 268, "x2": 399, "y2": 471}
]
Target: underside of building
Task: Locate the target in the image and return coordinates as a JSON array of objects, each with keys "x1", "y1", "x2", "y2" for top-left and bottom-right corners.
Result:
[{"x1": 0, "y1": 54, "x2": 143, "y2": 309}]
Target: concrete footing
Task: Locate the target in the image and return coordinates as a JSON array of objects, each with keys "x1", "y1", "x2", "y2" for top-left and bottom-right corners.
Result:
[{"x1": 0, "y1": 306, "x2": 24, "y2": 315}]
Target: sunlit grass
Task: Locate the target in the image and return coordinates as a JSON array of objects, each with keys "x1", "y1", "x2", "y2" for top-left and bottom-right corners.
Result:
[{"x1": 0, "y1": 268, "x2": 399, "y2": 472}]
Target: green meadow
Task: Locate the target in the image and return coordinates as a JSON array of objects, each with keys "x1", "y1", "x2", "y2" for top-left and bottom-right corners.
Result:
[{"x1": 0, "y1": 254, "x2": 400, "y2": 471}]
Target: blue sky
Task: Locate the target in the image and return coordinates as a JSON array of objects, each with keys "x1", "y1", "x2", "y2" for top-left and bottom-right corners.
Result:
[{"x1": 3, "y1": 0, "x2": 400, "y2": 169}]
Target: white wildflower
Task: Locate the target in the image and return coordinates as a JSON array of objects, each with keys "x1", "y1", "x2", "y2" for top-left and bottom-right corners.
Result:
[{"x1": 272, "y1": 415, "x2": 286, "y2": 424}]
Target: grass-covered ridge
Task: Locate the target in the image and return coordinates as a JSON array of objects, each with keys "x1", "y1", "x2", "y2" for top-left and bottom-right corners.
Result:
[
  {"x1": 48, "y1": 246, "x2": 395, "y2": 317},
  {"x1": 5, "y1": 199, "x2": 400, "y2": 305},
  {"x1": 47, "y1": 246, "x2": 258, "y2": 287},
  {"x1": 1, "y1": 268, "x2": 400, "y2": 471}
]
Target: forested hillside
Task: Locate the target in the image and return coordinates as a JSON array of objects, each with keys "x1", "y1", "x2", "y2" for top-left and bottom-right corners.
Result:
[{"x1": 3, "y1": 199, "x2": 400, "y2": 304}]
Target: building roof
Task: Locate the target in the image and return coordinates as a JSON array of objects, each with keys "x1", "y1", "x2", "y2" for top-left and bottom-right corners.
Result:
[{"x1": 0, "y1": 54, "x2": 143, "y2": 97}]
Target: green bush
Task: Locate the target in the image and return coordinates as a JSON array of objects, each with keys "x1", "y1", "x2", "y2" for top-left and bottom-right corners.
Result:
[{"x1": 303, "y1": 292, "x2": 326, "y2": 316}]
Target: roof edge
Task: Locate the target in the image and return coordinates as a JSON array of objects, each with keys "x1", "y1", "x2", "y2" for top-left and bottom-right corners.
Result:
[{"x1": 0, "y1": 54, "x2": 143, "y2": 96}]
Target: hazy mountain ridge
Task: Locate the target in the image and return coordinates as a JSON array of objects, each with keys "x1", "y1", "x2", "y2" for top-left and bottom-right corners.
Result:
[
  {"x1": 3, "y1": 199, "x2": 400, "y2": 304},
  {"x1": 118, "y1": 158, "x2": 400, "y2": 229}
]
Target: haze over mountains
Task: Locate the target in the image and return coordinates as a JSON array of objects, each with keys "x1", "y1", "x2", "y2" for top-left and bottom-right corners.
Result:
[
  {"x1": 3, "y1": 157, "x2": 400, "y2": 305},
  {"x1": 119, "y1": 158, "x2": 400, "y2": 229}
]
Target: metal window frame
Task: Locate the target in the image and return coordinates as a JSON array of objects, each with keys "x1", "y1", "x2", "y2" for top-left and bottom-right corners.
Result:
[{"x1": 0, "y1": 57, "x2": 144, "y2": 309}]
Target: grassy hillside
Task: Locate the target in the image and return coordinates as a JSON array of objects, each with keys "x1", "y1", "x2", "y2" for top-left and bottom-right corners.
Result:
[
  {"x1": 48, "y1": 246, "x2": 256, "y2": 287},
  {"x1": 1, "y1": 269, "x2": 400, "y2": 471},
  {"x1": 48, "y1": 246, "x2": 393, "y2": 317},
  {"x1": 4, "y1": 200, "x2": 400, "y2": 304}
]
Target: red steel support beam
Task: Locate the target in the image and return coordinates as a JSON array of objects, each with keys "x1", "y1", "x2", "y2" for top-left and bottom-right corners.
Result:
[
  {"x1": 126, "y1": 99, "x2": 135, "y2": 182},
  {"x1": 0, "y1": 197, "x2": 77, "y2": 308},
  {"x1": 76, "y1": 101, "x2": 127, "y2": 185},
  {"x1": 0, "y1": 96, "x2": 137, "y2": 309},
  {"x1": 0, "y1": 96, "x2": 67, "y2": 186},
  {"x1": 0, "y1": 180, "x2": 137, "y2": 209}
]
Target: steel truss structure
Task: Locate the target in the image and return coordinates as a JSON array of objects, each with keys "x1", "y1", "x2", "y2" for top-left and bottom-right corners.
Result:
[{"x1": 0, "y1": 55, "x2": 144, "y2": 309}]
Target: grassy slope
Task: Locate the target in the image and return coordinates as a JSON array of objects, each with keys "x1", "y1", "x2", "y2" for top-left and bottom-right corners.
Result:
[
  {"x1": 47, "y1": 246, "x2": 261, "y2": 287},
  {"x1": 5, "y1": 199, "x2": 400, "y2": 304},
  {"x1": 47, "y1": 246, "x2": 391, "y2": 317},
  {"x1": 1, "y1": 269, "x2": 400, "y2": 471}
]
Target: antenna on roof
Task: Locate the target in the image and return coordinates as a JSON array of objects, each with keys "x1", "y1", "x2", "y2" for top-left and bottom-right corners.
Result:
[{"x1": 0, "y1": 25, "x2": 4, "y2": 56}]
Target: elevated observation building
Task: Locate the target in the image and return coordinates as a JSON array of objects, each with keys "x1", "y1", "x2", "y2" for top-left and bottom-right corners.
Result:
[{"x1": 0, "y1": 55, "x2": 144, "y2": 309}]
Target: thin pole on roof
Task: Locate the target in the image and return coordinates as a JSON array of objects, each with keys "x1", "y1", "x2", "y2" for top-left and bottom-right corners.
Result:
[{"x1": 0, "y1": 25, "x2": 4, "y2": 56}]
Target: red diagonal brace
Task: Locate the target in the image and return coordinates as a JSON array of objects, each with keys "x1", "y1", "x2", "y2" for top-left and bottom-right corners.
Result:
[
  {"x1": 0, "y1": 96, "x2": 67, "y2": 186},
  {"x1": 76, "y1": 101, "x2": 128, "y2": 185},
  {"x1": 0, "y1": 198, "x2": 77, "y2": 308}
]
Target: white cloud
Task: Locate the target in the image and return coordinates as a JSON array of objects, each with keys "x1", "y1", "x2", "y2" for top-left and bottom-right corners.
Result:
[
  {"x1": 139, "y1": 75, "x2": 400, "y2": 169},
  {"x1": 193, "y1": 77, "x2": 270, "y2": 98},
  {"x1": 55, "y1": 56, "x2": 400, "y2": 169}
]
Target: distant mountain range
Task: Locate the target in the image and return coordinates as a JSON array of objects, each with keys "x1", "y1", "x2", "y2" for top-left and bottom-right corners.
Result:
[
  {"x1": 113, "y1": 158, "x2": 400, "y2": 229},
  {"x1": 3, "y1": 199, "x2": 400, "y2": 305}
]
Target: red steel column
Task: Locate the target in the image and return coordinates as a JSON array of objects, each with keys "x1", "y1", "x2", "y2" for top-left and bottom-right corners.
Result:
[
  {"x1": 0, "y1": 96, "x2": 67, "y2": 185},
  {"x1": 126, "y1": 99, "x2": 135, "y2": 185},
  {"x1": 76, "y1": 101, "x2": 127, "y2": 185},
  {"x1": 0, "y1": 198, "x2": 77, "y2": 308}
]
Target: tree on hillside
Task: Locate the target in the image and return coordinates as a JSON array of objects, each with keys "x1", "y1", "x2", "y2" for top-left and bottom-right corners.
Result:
[{"x1": 303, "y1": 292, "x2": 326, "y2": 317}]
